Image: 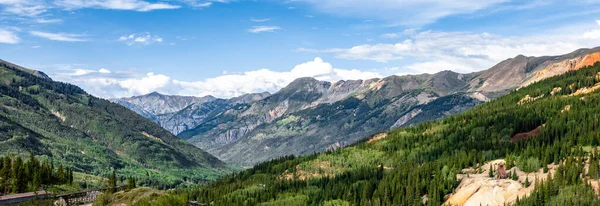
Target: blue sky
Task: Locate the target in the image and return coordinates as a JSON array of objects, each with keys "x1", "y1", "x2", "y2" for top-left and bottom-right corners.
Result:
[{"x1": 2, "y1": 0, "x2": 600, "y2": 98}]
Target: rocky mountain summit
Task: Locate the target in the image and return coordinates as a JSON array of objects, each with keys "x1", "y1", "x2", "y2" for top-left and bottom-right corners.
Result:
[{"x1": 116, "y1": 47, "x2": 600, "y2": 166}]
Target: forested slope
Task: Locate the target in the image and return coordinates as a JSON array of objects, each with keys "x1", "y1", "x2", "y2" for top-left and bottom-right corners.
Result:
[
  {"x1": 157, "y1": 62, "x2": 600, "y2": 205},
  {"x1": 0, "y1": 61, "x2": 235, "y2": 189}
]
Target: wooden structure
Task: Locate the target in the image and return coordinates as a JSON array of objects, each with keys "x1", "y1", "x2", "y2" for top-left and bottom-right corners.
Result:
[
  {"x1": 54, "y1": 185, "x2": 126, "y2": 206},
  {"x1": 0, "y1": 185, "x2": 126, "y2": 206}
]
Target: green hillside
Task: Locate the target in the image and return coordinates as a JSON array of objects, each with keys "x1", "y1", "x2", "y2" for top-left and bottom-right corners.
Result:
[
  {"x1": 0, "y1": 61, "x2": 235, "y2": 189},
  {"x1": 145, "y1": 62, "x2": 600, "y2": 205}
]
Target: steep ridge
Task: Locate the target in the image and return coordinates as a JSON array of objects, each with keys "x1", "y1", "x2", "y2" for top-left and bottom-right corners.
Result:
[
  {"x1": 184, "y1": 71, "x2": 482, "y2": 166},
  {"x1": 113, "y1": 91, "x2": 269, "y2": 135},
  {"x1": 471, "y1": 47, "x2": 600, "y2": 96},
  {"x1": 171, "y1": 58, "x2": 600, "y2": 206},
  {"x1": 0, "y1": 60, "x2": 233, "y2": 187},
  {"x1": 118, "y1": 47, "x2": 600, "y2": 166}
]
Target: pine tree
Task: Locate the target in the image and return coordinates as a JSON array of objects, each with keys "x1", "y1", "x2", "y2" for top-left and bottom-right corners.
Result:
[
  {"x1": 57, "y1": 164, "x2": 65, "y2": 184},
  {"x1": 108, "y1": 170, "x2": 117, "y2": 193},
  {"x1": 127, "y1": 176, "x2": 136, "y2": 190},
  {"x1": 68, "y1": 169, "x2": 74, "y2": 185},
  {"x1": 589, "y1": 159, "x2": 599, "y2": 179},
  {"x1": 11, "y1": 156, "x2": 25, "y2": 193},
  {"x1": 0, "y1": 156, "x2": 9, "y2": 195}
]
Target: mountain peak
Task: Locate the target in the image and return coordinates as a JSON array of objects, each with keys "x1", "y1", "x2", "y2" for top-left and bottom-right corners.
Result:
[{"x1": 148, "y1": 91, "x2": 163, "y2": 96}]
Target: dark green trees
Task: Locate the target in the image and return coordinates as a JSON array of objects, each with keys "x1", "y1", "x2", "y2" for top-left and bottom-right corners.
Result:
[
  {"x1": 1, "y1": 156, "x2": 11, "y2": 194},
  {"x1": 0, "y1": 154, "x2": 73, "y2": 195},
  {"x1": 167, "y1": 62, "x2": 600, "y2": 205},
  {"x1": 127, "y1": 176, "x2": 136, "y2": 190},
  {"x1": 107, "y1": 170, "x2": 117, "y2": 194}
]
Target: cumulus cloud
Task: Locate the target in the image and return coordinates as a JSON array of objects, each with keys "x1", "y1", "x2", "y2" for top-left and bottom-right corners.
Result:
[
  {"x1": 30, "y1": 31, "x2": 87, "y2": 42},
  {"x1": 292, "y1": 0, "x2": 508, "y2": 26},
  {"x1": 99, "y1": 68, "x2": 111, "y2": 73},
  {"x1": 49, "y1": 57, "x2": 382, "y2": 98},
  {"x1": 0, "y1": 30, "x2": 19, "y2": 44},
  {"x1": 118, "y1": 33, "x2": 163, "y2": 45},
  {"x1": 247, "y1": 26, "x2": 281, "y2": 33},
  {"x1": 583, "y1": 20, "x2": 600, "y2": 39},
  {"x1": 299, "y1": 21, "x2": 600, "y2": 74}
]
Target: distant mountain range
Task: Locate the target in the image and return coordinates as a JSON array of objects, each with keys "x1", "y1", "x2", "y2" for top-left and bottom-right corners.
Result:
[
  {"x1": 0, "y1": 60, "x2": 234, "y2": 187},
  {"x1": 114, "y1": 47, "x2": 600, "y2": 166}
]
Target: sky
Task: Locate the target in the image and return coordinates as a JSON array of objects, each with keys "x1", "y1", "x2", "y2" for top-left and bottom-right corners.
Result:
[{"x1": 2, "y1": 0, "x2": 600, "y2": 98}]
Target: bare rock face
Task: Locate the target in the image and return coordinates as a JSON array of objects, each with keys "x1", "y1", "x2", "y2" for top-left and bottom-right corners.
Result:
[
  {"x1": 118, "y1": 92, "x2": 216, "y2": 115},
  {"x1": 391, "y1": 109, "x2": 422, "y2": 129},
  {"x1": 527, "y1": 51, "x2": 600, "y2": 85},
  {"x1": 445, "y1": 159, "x2": 556, "y2": 206},
  {"x1": 472, "y1": 47, "x2": 600, "y2": 95},
  {"x1": 113, "y1": 92, "x2": 269, "y2": 135}
]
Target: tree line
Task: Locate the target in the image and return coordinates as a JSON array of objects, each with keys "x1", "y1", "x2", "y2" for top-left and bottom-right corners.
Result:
[{"x1": 0, "y1": 153, "x2": 73, "y2": 195}]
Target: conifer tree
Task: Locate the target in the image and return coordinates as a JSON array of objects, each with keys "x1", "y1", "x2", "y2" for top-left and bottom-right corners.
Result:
[
  {"x1": 57, "y1": 164, "x2": 65, "y2": 184},
  {"x1": 589, "y1": 159, "x2": 599, "y2": 179},
  {"x1": 11, "y1": 156, "x2": 25, "y2": 193},
  {"x1": 127, "y1": 176, "x2": 136, "y2": 190},
  {"x1": 108, "y1": 170, "x2": 117, "y2": 193}
]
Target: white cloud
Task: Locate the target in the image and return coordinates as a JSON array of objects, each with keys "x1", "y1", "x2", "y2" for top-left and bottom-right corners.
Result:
[
  {"x1": 118, "y1": 33, "x2": 163, "y2": 45},
  {"x1": 35, "y1": 18, "x2": 63, "y2": 23},
  {"x1": 247, "y1": 26, "x2": 281, "y2": 33},
  {"x1": 0, "y1": 0, "x2": 26, "y2": 4},
  {"x1": 299, "y1": 21, "x2": 600, "y2": 74},
  {"x1": 380, "y1": 33, "x2": 399, "y2": 39},
  {"x1": 99, "y1": 68, "x2": 111, "y2": 73},
  {"x1": 30, "y1": 31, "x2": 87, "y2": 42},
  {"x1": 3, "y1": 3, "x2": 47, "y2": 17},
  {"x1": 583, "y1": 20, "x2": 600, "y2": 39},
  {"x1": 50, "y1": 57, "x2": 382, "y2": 98},
  {"x1": 0, "y1": 30, "x2": 19, "y2": 44},
  {"x1": 293, "y1": 0, "x2": 508, "y2": 26},
  {"x1": 298, "y1": 40, "x2": 412, "y2": 62},
  {"x1": 181, "y1": 0, "x2": 234, "y2": 8},
  {"x1": 117, "y1": 72, "x2": 172, "y2": 95},
  {"x1": 54, "y1": 0, "x2": 180, "y2": 11},
  {"x1": 73, "y1": 69, "x2": 95, "y2": 75},
  {"x1": 250, "y1": 18, "x2": 270, "y2": 22}
]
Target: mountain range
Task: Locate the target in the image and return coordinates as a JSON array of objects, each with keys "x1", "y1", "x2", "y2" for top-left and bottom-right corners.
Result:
[
  {"x1": 114, "y1": 47, "x2": 600, "y2": 166},
  {"x1": 0, "y1": 60, "x2": 234, "y2": 187},
  {"x1": 114, "y1": 47, "x2": 600, "y2": 167},
  {"x1": 176, "y1": 46, "x2": 600, "y2": 206}
]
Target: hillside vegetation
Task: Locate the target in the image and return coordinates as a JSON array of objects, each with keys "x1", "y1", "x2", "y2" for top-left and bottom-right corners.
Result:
[
  {"x1": 117, "y1": 47, "x2": 600, "y2": 167},
  {"x1": 0, "y1": 61, "x2": 235, "y2": 190},
  {"x1": 143, "y1": 62, "x2": 600, "y2": 205}
]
